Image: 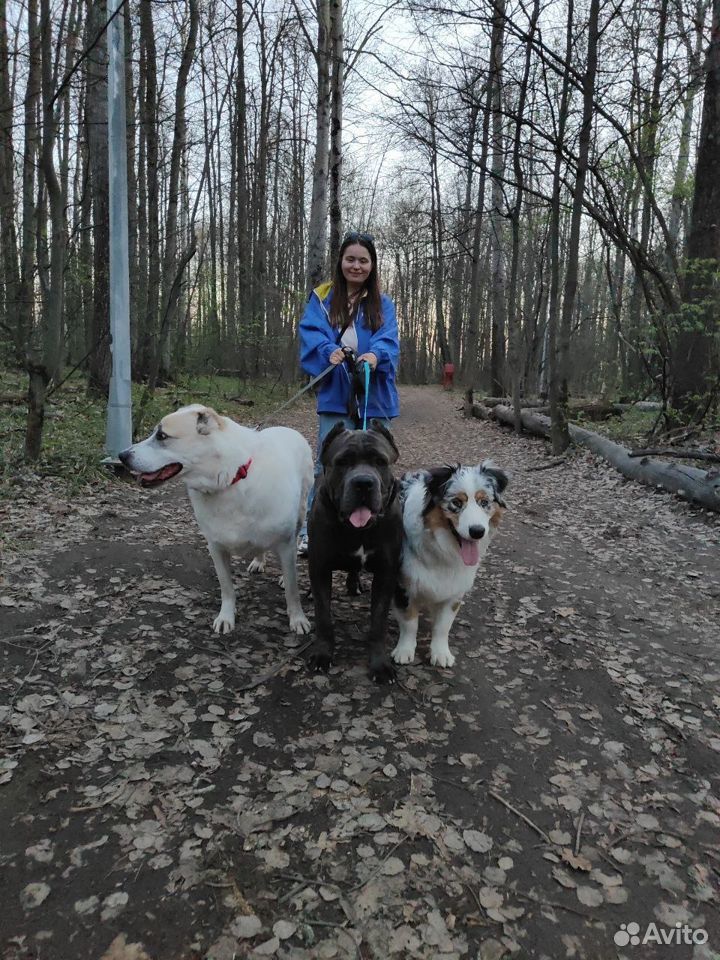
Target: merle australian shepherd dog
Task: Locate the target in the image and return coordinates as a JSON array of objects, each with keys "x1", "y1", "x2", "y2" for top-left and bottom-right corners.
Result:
[{"x1": 391, "y1": 461, "x2": 509, "y2": 668}]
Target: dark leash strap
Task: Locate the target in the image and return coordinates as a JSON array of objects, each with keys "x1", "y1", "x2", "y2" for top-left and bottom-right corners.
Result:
[{"x1": 255, "y1": 362, "x2": 336, "y2": 428}]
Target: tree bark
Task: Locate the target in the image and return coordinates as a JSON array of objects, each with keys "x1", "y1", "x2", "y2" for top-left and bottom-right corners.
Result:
[
  {"x1": 152, "y1": 0, "x2": 199, "y2": 387},
  {"x1": 16, "y1": 0, "x2": 41, "y2": 363},
  {"x1": 489, "y1": 0, "x2": 506, "y2": 395},
  {"x1": 671, "y1": 0, "x2": 720, "y2": 421},
  {"x1": 305, "y1": 0, "x2": 331, "y2": 292},
  {"x1": 553, "y1": 0, "x2": 600, "y2": 451},
  {"x1": 0, "y1": 0, "x2": 21, "y2": 352},
  {"x1": 328, "y1": 0, "x2": 343, "y2": 265},
  {"x1": 84, "y1": 0, "x2": 111, "y2": 397}
]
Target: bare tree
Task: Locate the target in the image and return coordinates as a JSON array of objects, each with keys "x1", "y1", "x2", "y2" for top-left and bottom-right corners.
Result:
[{"x1": 671, "y1": 0, "x2": 720, "y2": 421}]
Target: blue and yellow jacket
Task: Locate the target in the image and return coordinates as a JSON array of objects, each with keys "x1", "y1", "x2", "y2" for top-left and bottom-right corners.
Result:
[{"x1": 299, "y1": 282, "x2": 400, "y2": 419}]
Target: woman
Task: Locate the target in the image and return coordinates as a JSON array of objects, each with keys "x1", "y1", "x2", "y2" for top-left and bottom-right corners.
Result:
[{"x1": 297, "y1": 231, "x2": 400, "y2": 555}]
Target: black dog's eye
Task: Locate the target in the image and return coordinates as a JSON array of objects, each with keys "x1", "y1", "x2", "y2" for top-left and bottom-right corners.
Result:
[
  {"x1": 374, "y1": 455, "x2": 387, "y2": 467},
  {"x1": 335, "y1": 455, "x2": 351, "y2": 467}
]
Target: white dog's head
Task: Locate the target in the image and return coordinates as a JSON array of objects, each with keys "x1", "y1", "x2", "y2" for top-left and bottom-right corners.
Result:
[{"x1": 119, "y1": 404, "x2": 244, "y2": 492}]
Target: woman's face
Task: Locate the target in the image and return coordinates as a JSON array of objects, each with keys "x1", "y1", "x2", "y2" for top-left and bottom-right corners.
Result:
[{"x1": 341, "y1": 243, "x2": 373, "y2": 289}]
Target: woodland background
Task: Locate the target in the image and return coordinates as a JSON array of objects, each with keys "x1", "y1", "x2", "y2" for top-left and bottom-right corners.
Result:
[{"x1": 0, "y1": 0, "x2": 719, "y2": 461}]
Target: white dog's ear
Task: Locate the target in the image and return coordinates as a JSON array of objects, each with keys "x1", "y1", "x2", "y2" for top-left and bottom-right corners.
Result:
[{"x1": 196, "y1": 407, "x2": 223, "y2": 435}]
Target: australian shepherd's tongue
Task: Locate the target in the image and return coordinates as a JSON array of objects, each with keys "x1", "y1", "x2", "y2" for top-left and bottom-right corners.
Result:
[
  {"x1": 459, "y1": 537, "x2": 479, "y2": 566},
  {"x1": 349, "y1": 507, "x2": 373, "y2": 528}
]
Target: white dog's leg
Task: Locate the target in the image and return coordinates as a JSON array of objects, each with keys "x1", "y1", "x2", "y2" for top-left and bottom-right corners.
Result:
[
  {"x1": 248, "y1": 553, "x2": 266, "y2": 574},
  {"x1": 392, "y1": 604, "x2": 419, "y2": 664},
  {"x1": 429, "y1": 600, "x2": 460, "y2": 668},
  {"x1": 276, "y1": 538, "x2": 310, "y2": 634},
  {"x1": 208, "y1": 542, "x2": 236, "y2": 634}
]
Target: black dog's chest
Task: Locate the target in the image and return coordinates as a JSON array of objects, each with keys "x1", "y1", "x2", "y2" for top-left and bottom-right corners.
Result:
[{"x1": 335, "y1": 542, "x2": 376, "y2": 573}]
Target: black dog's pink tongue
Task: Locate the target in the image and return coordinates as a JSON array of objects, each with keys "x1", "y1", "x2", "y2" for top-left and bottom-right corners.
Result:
[
  {"x1": 349, "y1": 507, "x2": 372, "y2": 528},
  {"x1": 460, "y1": 538, "x2": 480, "y2": 566}
]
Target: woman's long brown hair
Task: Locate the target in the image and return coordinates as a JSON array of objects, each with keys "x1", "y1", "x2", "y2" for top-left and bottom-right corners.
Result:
[{"x1": 328, "y1": 234, "x2": 383, "y2": 333}]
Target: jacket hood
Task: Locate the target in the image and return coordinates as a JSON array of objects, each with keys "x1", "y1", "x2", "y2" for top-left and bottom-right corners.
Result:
[{"x1": 313, "y1": 281, "x2": 333, "y2": 302}]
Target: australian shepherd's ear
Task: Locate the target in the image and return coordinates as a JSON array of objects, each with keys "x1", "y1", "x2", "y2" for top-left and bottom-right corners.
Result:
[
  {"x1": 480, "y1": 460, "x2": 509, "y2": 506},
  {"x1": 422, "y1": 465, "x2": 455, "y2": 513}
]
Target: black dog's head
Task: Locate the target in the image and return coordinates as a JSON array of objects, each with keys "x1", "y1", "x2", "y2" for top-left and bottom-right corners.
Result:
[{"x1": 320, "y1": 420, "x2": 399, "y2": 529}]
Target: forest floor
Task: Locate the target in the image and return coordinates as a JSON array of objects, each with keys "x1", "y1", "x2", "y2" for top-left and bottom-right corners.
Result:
[{"x1": 1, "y1": 384, "x2": 719, "y2": 960}]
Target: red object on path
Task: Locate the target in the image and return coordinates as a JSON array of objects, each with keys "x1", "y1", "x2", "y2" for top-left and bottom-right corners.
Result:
[{"x1": 442, "y1": 362, "x2": 455, "y2": 390}]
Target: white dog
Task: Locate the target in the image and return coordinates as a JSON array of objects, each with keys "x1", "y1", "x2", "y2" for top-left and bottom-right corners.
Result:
[
  {"x1": 119, "y1": 404, "x2": 313, "y2": 635},
  {"x1": 391, "y1": 462, "x2": 508, "y2": 668}
]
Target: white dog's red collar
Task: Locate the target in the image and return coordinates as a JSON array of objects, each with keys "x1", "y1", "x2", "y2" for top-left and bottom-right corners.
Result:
[{"x1": 231, "y1": 458, "x2": 252, "y2": 484}]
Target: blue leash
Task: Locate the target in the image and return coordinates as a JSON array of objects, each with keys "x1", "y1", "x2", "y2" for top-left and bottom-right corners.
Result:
[{"x1": 361, "y1": 360, "x2": 371, "y2": 430}]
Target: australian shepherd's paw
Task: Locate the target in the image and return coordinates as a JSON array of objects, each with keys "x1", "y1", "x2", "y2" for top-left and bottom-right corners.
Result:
[
  {"x1": 430, "y1": 643, "x2": 456, "y2": 668},
  {"x1": 289, "y1": 611, "x2": 311, "y2": 634},
  {"x1": 391, "y1": 640, "x2": 417, "y2": 664}
]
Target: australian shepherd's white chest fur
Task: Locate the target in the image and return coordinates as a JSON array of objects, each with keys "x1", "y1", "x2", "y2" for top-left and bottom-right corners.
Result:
[{"x1": 392, "y1": 461, "x2": 508, "y2": 668}]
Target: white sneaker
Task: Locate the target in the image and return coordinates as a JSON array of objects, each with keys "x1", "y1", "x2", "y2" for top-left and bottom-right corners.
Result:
[{"x1": 297, "y1": 534, "x2": 309, "y2": 557}]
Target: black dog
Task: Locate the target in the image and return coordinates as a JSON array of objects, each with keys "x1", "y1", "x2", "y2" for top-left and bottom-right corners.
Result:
[{"x1": 307, "y1": 420, "x2": 402, "y2": 683}]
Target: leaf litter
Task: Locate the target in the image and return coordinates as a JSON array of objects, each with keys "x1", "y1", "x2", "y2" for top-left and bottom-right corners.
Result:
[{"x1": 1, "y1": 386, "x2": 719, "y2": 959}]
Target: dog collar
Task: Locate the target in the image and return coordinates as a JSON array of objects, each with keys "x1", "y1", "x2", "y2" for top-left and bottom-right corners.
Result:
[{"x1": 230, "y1": 458, "x2": 253, "y2": 485}]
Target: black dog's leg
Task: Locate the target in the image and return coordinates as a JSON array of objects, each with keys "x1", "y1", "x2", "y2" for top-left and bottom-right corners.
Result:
[
  {"x1": 308, "y1": 563, "x2": 335, "y2": 673},
  {"x1": 367, "y1": 573, "x2": 398, "y2": 684},
  {"x1": 346, "y1": 571, "x2": 363, "y2": 596}
]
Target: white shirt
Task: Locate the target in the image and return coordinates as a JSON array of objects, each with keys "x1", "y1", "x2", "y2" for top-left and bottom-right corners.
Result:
[{"x1": 341, "y1": 321, "x2": 358, "y2": 353}]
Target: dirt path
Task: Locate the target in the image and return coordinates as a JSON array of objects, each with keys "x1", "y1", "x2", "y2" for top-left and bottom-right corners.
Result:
[{"x1": 1, "y1": 385, "x2": 719, "y2": 960}]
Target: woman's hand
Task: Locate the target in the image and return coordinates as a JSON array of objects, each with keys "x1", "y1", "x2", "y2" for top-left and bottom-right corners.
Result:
[
  {"x1": 329, "y1": 348, "x2": 345, "y2": 365},
  {"x1": 357, "y1": 352, "x2": 378, "y2": 370}
]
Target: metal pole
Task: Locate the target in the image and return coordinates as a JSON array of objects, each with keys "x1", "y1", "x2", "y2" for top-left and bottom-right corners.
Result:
[{"x1": 105, "y1": 0, "x2": 132, "y2": 457}]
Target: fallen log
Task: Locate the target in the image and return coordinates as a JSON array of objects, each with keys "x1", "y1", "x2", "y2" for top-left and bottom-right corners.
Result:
[
  {"x1": 629, "y1": 448, "x2": 720, "y2": 463},
  {"x1": 486, "y1": 403, "x2": 720, "y2": 513},
  {"x1": 617, "y1": 400, "x2": 663, "y2": 412},
  {"x1": 481, "y1": 396, "x2": 546, "y2": 408},
  {"x1": 532, "y1": 401, "x2": 626, "y2": 420},
  {"x1": 481, "y1": 396, "x2": 661, "y2": 417}
]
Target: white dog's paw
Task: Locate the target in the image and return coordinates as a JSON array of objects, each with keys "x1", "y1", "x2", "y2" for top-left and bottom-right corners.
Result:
[
  {"x1": 247, "y1": 557, "x2": 265, "y2": 574},
  {"x1": 289, "y1": 611, "x2": 311, "y2": 634},
  {"x1": 429, "y1": 645, "x2": 455, "y2": 668},
  {"x1": 392, "y1": 641, "x2": 416, "y2": 665},
  {"x1": 212, "y1": 610, "x2": 236, "y2": 634}
]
